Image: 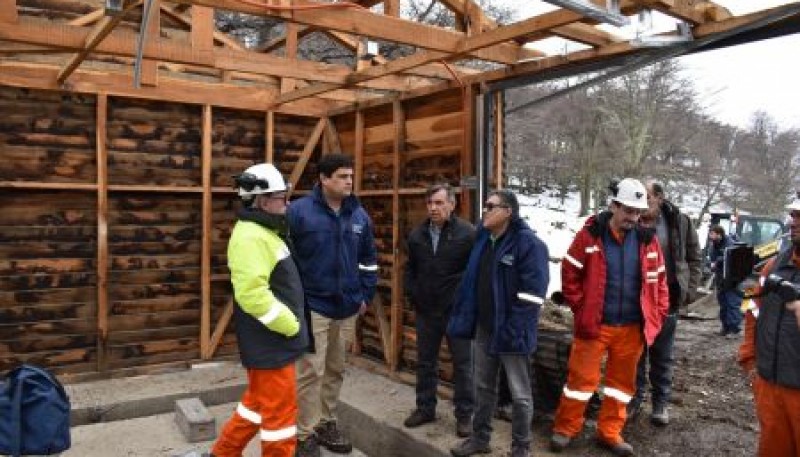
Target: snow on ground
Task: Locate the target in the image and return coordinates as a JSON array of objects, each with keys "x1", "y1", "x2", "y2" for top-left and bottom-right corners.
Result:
[{"x1": 517, "y1": 191, "x2": 587, "y2": 298}]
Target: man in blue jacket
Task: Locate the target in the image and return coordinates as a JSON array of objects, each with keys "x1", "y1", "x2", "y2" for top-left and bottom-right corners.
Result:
[
  {"x1": 447, "y1": 189, "x2": 550, "y2": 457},
  {"x1": 287, "y1": 154, "x2": 378, "y2": 457},
  {"x1": 708, "y1": 224, "x2": 742, "y2": 337}
]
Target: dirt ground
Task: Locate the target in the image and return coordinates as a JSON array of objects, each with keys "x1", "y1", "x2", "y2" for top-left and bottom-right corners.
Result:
[
  {"x1": 528, "y1": 315, "x2": 758, "y2": 457},
  {"x1": 61, "y1": 313, "x2": 758, "y2": 457}
]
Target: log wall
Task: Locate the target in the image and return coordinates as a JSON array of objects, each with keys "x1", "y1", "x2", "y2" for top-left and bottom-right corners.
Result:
[{"x1": 0, "y1": 83, "x2": 473, "y2": 381}]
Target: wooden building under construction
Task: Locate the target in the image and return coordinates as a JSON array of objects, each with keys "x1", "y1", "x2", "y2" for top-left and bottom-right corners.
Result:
[{"x1": 1, "y1": 0, "x2": 798, "y2": 382}]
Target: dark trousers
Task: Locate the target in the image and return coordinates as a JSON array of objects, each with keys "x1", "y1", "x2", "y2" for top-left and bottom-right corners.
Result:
[
  {"x1": 415, "y1": 313, "x2": 474, "y2": 419},
  {"x1": 635, "y1": 313, "x2": 677, "y2": 407},
  {"x1": 717, "y1": 289, "x2": 742, "y2": 333},
  {"x1": 472, "y1": 327, "x2": 533, "y2": 448}
]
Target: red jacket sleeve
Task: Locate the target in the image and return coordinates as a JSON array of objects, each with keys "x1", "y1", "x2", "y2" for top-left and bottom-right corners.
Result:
[{"x1": 562, "y1": 231, "x2": 588, "y2": 313}]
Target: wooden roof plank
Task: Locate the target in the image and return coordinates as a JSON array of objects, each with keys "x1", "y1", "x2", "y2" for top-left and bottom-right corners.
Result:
[
  {"x1": 173, "y1": 0, "x2": 532, "y2": 64},
  {"x1": 57, "y1": 2, "x2": 140, "y2": 84},
  {"x1": 274, "y1": 8, "x2": 586, "y2": 105}
]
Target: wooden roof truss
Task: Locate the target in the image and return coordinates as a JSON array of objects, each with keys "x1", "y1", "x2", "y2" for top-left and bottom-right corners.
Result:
[{"x1": 0, "y1": 0, "x2": 798, "y2": 116}]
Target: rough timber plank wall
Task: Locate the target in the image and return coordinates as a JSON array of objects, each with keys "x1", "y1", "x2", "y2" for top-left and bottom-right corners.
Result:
[
  {"x1": 333, "y1": 88, "x2": 468, "y2": 380},
  {"x1": 0, "y1": 84, "x2": 320, "y2": 377},
  {"x1": 0, "y1": 87, "x2": 99, "y2": 374}
]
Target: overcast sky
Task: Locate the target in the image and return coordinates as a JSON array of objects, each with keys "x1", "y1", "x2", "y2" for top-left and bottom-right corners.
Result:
[{"x1": 495, "y1": 1, "x2": 800, "y2": 129}]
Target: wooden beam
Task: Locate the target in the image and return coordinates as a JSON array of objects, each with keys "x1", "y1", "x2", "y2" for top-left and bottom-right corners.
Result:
[
  {"x1": 206, "y1": 299, "x2": 234, "y2": 359},
  {"x1": 161, "y1": 4, "x2": 246, "y2": 51},
  {"x1": 354, "y1": 110, "x2": 364, "y2": 193},
  {"x1": 460, "y1": 84, "x2": 474, "y2": 220},
  {"x1": 190, "y1": 5, "x2": 214, "y2": 51},
  {"x1": 69, "y1": 7, "x2": 106, "y2": 27},
  {"x1": 324, "y1": 117, "x2": 343, "y2": 154},
  {"x1": 265, "y1": 111, "x2": 274, "y2": 163},
  {"x1": 0, "y1": 18, "x2": 427, "y2": 92},
  {"x1": 281, "y1": 22, "x2": 298, "y2": 93},
  {"x1": 641, "y1": 0, "x2": 710, "y2": 25},
  {"x1": 200, "y1": 104, "x2": 212, "y2": 359},
  {"x1": 550, "y1": 23, "x2": 619, "y2": 47},
  {"x1": 287, "y1": 118, "x2": 326, "y2": 193},
  {"x1": 57, "y1": 3, "x2": 139, "y2": 84},
  {"x1": 384, "y1": 0, "x2": 400, "y2": 17},
  {"x1": 172, "y1": 0, "x2": 527, "y2": 64},
  {"x1": 0, "y1": 0, "x2": 17, "y2": 23},
  {"x1": 138, "y1": 0, "x2": 160, "y2": 87},
  {"x1": 274, "y1": 9, "x2": 583, "y2": 105},
  {"x1": 0, "y1": 61, "x2": 339, "y2": 117},
  {"x1": 389, "y1": 99, "x2": 405, "y2": 371},
  {"x1": 96, "y1": 93, "x2": 109, "y2": 373}
]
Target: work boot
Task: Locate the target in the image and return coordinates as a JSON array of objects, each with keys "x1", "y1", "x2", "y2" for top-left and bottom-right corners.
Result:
[
  {"x1": 455, "y1": 416, "x2": 472, "y2": 438},
  {"x1": 295, "y1": 435, "x2": 320, "y2": 457},
  {"x1": 403, "y1": 409, "x2": 436, "y2": 428},
  {"x1": 651, "y1": 403, "x2": 669, "y2": 426},
  {"x1": 449, "y1": 438, "x2": 491, "y2": 457},
  {"x1": 549, "y1": 433, "x2": 571, "y2": 453},
  {"x1": 314, "y1": 420, "x2": 352, "y2": 454},
  {"x1": 598, "y1": 438, "x2": 634, "y2": 456},
  {"x1": 510, "y1": 444, "x2": 530, "y2": 457}
]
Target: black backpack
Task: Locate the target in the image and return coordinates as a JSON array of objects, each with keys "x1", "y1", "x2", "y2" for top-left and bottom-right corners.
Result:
[{"x1": 0, "y1": 364, "x2": 71, "y2": 456}]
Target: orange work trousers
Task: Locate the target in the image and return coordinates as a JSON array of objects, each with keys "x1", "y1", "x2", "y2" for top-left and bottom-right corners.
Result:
[
  {"x1": 753, "y1": 375, "x2": 800, "y2": 456},
  {"x1": 552, "y1": 324, "x2": 644, "y2": 445},
  {"x1": 212, "y1": 364, "x2": 298, "y2": 457}
]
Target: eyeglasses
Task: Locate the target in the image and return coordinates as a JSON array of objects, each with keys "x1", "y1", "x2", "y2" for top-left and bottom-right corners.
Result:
[
  {"x1": 265, "y1": 193, "x2": 288, "y2": 202},
  {"x1": 483, "y1": 202, "x2": 510, "y2": 212}
]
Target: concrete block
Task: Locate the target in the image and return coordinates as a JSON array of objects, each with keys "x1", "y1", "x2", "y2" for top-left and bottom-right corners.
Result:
[{"x1": 174, "y1": 397, "x2": 216, "y2": 443}]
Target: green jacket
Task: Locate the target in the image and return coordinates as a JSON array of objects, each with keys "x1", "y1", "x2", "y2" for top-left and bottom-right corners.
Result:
[{"x1": 228, "y1": 208, "x2": 308, "y2": 368}]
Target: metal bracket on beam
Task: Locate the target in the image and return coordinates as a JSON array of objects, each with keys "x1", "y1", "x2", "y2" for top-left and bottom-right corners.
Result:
[
  {"x1": 105, "y1": 0, "x2": 125, "y2": 16},
  {"x1": 631, "y1": 19, "x2": 693, "y2": 48},
  {"x1": 540, "y1": 0, "x2": 630, "y2": 27}
]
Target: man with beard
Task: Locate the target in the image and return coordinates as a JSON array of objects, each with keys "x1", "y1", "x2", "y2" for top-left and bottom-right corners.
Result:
[{"x1": 550, "y1": 178, "x2": 669, "y2": 457}]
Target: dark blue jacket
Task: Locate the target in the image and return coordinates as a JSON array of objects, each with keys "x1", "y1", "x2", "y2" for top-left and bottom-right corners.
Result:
[
  {"x1": 287, "y1": 185, "x2": 378, "y2": 319},
  {"x1": 601, "y1": 228, "x2": 644, "y2": 325},
  {"x1": 709, "y1": 234, "x2": 734, "y2": 286},
  {"x1": 447, "y1": 216, "x2": 550, "y2": 355}
]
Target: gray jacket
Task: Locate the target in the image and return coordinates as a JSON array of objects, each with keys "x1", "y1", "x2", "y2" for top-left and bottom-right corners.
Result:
[{"x1": 660, "y1": 199, "x2": 702, "y2": 311}]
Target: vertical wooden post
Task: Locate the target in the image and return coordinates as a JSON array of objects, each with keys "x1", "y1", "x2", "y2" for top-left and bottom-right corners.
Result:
[
  {"x1": 281, "y1": 22, "x2": 299, "y2": 93},
  {"x1": 190, "y1": 5, "x2": 213, "y2": 51},
  {"x1": 460, "y1": 85, "x2": 475, "y2": 220},
  {"x1": 265, "y1": 111, "x2": 274, "y2": 163},
  {"x1": 0, "y1": 0, "x2": 18, "y2": 23},
  {"x1": 384, "y1": 0, "x2": 400, "y2": 17},
  {"x1": 493, "y1": 91, "x2": 504, "y2": 188},
  {"x1": 140, "y1": 0, "x2": 160, "y2": 87},
  {"x1": 200, "y1": 105, "x2": 212, "y2": 358},
  {"x1": 96, "y1": 93, "x2": 109, "y2": 373},
  {"x1": 389, "y1": 100, "x2": 405, "y2": 371},
  {"x1": 354, "y1": 110, "x2": 364, "y2": 194}
]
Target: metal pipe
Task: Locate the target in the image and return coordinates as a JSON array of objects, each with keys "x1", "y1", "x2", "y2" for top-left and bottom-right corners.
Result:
[{"x1": 133, "y1": 0, "x2": 155, "y2": 88}]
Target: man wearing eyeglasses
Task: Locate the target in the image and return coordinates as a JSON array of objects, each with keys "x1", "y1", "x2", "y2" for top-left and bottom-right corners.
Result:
[
  {"x1": 287, "y1": 153, "x2": 378, "y2": 457},
  {"x1": 447, "y1": 189, "x2": 550, "y2": 457},
  {"x1": 212, "y1": 163, "x2": 308, "y2": 457},
  {"x1": 403, "y1": 183, "x2": 476, "y2": 437},
  {"x1": 550, "y1": 178, "x2": 669, "y2": 457}
]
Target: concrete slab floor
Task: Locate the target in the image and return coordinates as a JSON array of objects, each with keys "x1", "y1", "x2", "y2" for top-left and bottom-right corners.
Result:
[{"x1": 63, "y1": 361, "x2": 561, "y2": 457}]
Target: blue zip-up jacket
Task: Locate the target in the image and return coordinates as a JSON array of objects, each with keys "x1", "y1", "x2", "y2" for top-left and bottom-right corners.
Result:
[
  {"x1": 287, "y1": 184, "x2": 378, "y2": 319},
  {"x1": 447, "y1": 216, "x2": 550, "y2": 355},
  {"x1": 602, "y1": 229, "x2": 644, "y2": 325}
]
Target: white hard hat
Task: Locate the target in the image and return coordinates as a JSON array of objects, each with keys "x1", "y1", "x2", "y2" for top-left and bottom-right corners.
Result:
[
  {"x1": 611, "y1": 178, "x2": 648, "y2": 210},
  {"x1": 234, "y1": 163, "x2": 287, "y2": 198},
  {"x1": 787, "y1": 192, "x2": 800, "y2": 211}
]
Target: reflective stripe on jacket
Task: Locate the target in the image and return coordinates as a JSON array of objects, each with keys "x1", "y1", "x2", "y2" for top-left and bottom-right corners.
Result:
[
  {"x1": 287, "y1": 184, "x2": 378, "y2": 319},
  {"x1": 228, "y1": 211, "x2": 308, "y2": 369},
  {"x1": 561, "y1": 212, "x2": 669, "y2": 346},
  {"x1": 447, "y1": 217, "x2": 550, "y2": 355}
]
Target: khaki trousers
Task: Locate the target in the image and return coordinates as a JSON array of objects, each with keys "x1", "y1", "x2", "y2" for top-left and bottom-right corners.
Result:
[{"x1": 296, "y1": 311, "x2": 356, "y2": 439}]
